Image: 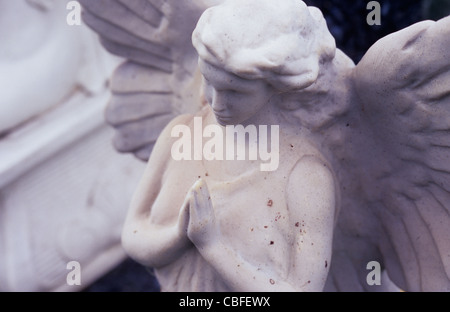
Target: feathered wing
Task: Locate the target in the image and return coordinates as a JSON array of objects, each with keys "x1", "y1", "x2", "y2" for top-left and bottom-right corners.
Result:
[
  {"x1": 327, "y1": 15, "x2": 450, "y2": 291},
  {"x1": 79, "y1": 0, "x2": 221, "y2": 160}
]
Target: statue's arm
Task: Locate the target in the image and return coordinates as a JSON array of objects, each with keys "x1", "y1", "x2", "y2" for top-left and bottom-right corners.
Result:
[
  {"x1": 121, "y1": 115, "x2": 194, "y2": 268},
  {"x1": 190, "y1": 156, "x2": 336, "y2": 291},
  {"x1": 283, "y1": 155, "x2": 336, "y2": 291}
]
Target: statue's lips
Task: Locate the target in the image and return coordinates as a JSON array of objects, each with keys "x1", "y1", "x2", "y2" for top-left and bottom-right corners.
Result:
[
  {"x1": 213, "y1": 111, "x2": 233, "y2": 120},
  {"x1": 214, "y1": 115, "x2": 233, "y2": 126}
]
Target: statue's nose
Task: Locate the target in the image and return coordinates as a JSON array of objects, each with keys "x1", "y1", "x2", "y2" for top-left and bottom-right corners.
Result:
[{"x1": 211, "y1": 90, "x2": 228, "y2": 113}]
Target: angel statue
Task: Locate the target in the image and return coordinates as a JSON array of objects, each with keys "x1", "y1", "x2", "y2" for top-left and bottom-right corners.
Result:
[{"x1": 80, "y1": 0, "x2": 450, "y2": 291}]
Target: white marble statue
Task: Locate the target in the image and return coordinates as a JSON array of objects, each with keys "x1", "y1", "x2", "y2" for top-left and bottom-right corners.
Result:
[
  {"x1": 81, "y1": 0, "x2": 450, "y2": 291},
  {"x1": 0, "y1": 0, "x2": 115, "y2": 135}
]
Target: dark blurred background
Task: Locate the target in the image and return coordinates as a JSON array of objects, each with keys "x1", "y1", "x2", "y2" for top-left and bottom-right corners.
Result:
[
  {"x1": 304, "y1": 0, "x2": 450, "y2": 63},
  {"x1": 84, "y1": 0, "x2": 450, "y2": 292}
]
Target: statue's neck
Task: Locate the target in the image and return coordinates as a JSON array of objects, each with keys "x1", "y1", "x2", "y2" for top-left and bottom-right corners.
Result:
[{"x1": 240, "y1": 101, "x2": 281, "y2": 128}]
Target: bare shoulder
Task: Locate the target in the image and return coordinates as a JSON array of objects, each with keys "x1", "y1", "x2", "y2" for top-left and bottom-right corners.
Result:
[
  {"x1": 141, "y1": 113, "x2": 197, "y2": 175},
  {"x1": 290, "y1": 155, "x2": 334, "y2": 186},
  {"x1": 151, "y1": 111, "x2": 201, "y2": 156},
  {"x1": 146, "y1": 108, "x2": 211, "y2": 177},
  {"x1": 286, "y1": 155, "x2": 336, "y2": 219}
]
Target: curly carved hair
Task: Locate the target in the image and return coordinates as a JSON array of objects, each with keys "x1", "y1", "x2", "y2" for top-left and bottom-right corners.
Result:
[{"x1": 192, "y1": 0, "x2": 336, "y2": 93}]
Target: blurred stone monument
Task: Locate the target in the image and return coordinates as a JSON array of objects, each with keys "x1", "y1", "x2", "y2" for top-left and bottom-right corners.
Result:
[{"x1": 0, "y1": 0, "x2": 146, "y2": 291}]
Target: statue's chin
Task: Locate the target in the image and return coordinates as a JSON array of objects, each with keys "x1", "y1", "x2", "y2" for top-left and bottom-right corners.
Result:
[{"x1": 214, "y1": 115, "x2": 235, "y2": 126}]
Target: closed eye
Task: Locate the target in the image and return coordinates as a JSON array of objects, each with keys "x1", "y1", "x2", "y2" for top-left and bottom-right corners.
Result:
[{"x1": 216, "y1": 88, "x2": 248, "y2": 95}]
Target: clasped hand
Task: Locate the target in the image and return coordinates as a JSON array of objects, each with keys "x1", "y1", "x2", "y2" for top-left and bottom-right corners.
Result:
[{"x1": 177, "y1": 179, "x2": 220, "y2": 250}]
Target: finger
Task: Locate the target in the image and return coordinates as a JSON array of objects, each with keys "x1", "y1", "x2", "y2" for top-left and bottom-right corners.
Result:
[
  {"x1": 177, "y1": 192, "x2": 191, "y2": 234},
  {"x1": 187, "y1": 191, "x2": 199, "y2": 240},
  {"x1": 191, "y1": 178, "x2": 205, "y2": 192},
  {"x1": 191, "y1": 180, "x2": 214, "y2": 221},
  {"x1": 200, "y1": 182, "x2": 212, "y2": 208},
  {"x1": 188, "y1": 180, "x2": 201, "y2": 226}
]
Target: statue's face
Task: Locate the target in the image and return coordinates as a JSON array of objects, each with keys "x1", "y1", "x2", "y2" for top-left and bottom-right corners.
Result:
[{"x1": 200, "y1": 60, "x2": 273, "y2": 126}]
